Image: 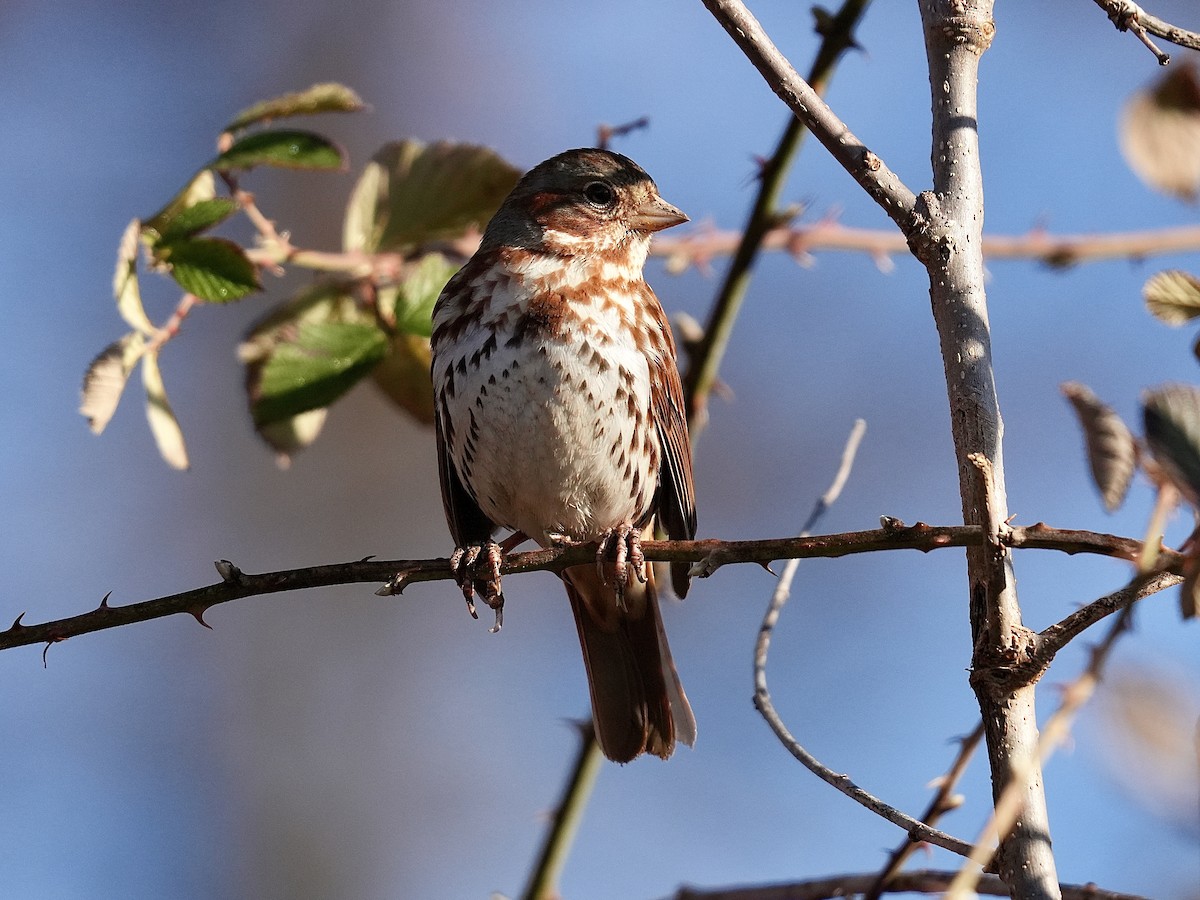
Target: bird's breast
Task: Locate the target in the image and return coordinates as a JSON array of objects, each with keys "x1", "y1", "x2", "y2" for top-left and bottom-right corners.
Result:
[{"x1": 433, "y1": 273, "x2": 660, "y2": 544}]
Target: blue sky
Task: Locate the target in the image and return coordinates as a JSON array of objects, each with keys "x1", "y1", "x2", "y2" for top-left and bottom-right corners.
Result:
[{"x1": 0, "y1": 1, "x2": 1198, "y2": 897}]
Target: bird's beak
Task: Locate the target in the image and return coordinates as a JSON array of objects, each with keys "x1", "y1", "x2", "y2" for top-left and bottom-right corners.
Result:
[{"x1": 631, "y1": 194, "x2": 689, "y2": 233}]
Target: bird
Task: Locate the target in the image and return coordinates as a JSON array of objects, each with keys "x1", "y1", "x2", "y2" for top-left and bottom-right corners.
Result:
[{"x1": 429, "y1": 148, "x2": 697, "y2": 763}]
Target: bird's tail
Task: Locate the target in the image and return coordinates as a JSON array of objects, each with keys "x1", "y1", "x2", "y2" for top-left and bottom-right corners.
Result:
[{"x1": 563, "y1": 556, "x2": 695, "y2": 763}]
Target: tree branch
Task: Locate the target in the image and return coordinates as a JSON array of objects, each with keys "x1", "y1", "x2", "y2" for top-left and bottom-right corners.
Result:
[
  {"x1": 4, "y1": 524, "x2": 1180, "y2": 654},
  {"x1": 672, "y1": 868, "x2": 1151, "y2": 900},
  {"x1": 917, "y1": 2, "x2": 1061, "y2": 895},
  {"x1": 1090, "y1": 0, "x2": 1200, "y2": 64},
  {"x1": 946, "y1": 599, "x2": 1141, "y2": 898}
]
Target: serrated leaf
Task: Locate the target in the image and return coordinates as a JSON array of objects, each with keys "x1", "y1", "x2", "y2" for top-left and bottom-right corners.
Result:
[
  {"x1": 141, "y1": 350, "x2": 189, "y2": 470},
  {"x1": 80, "y1": 332, "x2": 147, "y2": 434},
  {"x1": 225, "y1": 83, "x2": 365, "y2": 133},
  {"x1": 114, "y1": 219, "x2": 155, "y2": 334},
  {"x1": 1144, "y1": 269, "x2": 1200, "y2": 325},
  {"x1": 240, "y1": 284, "x2": 366, "y2": 455},
  {"x1": 343, "y1": 140, "x2": 520, "y2": 253},
  {"x1": 161, "y1": 237, "x2": 260, "y2": 302},
  {"x1": 1062, "y1": 382, "x2": 1138, "y2": 512},
  {"x1": 1119, "y1": 61, "x2": 1200, "y2": 202},
  {"x1": 250, "y1": 320, "x2": 388, "y2": 427},
  {"x1": 213, "y1": 129, "x2": 346, "y2": 172},
  {"x1": 390, "y1": 252, "x2": 457, "y2": 337},
  {"x1": 1143, "y1": 383, "x2": 1200, "y2": 506},
  {"x1": 150, "y1": 198, "x2": 239, "y2": 245},
  {"x1": 144, "y1": 169, "x2": 217, "y2": 237},
  {"x1": 371, "y1": 333, "x2": 434, "y2": 424}
]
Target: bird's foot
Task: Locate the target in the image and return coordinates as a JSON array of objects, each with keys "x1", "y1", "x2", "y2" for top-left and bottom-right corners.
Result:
[
  {"x1": 595, "y1": 523, "x2": 647, "y2": 610},
  {"x1": 450, "y1": 540, "x2": 505, "y2": 633}
]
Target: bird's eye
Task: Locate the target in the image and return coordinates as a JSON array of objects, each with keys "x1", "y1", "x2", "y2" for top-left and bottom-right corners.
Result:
[{"x1": 583, "y1": 181, "x2": 616, "y2": 208}]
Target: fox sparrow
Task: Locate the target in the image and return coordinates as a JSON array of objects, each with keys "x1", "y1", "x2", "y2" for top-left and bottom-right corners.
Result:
[{"x1": 430, "y1": 148, "x2": 696, "y2": 763}]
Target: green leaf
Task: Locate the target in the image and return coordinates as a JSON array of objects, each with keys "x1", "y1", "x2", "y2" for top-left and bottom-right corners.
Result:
[
  {"x1": 80, "y1": 332, "x2": 147, "y2": 434},
  {"x1": 114, "y1": 219, "x2": 155, "y2": 334},
  {"x1": 389, "y1": 252, "x2": 457, "y2": 337},
  {"x1": 1061, "y1": 382, "x2": 1137, "y2": 512},
  {"x1": 343, "y1": 140, "x2": 520, "y2": 253},
  {"x1": 151, "y1": 198, "x2": 238, "y2": 245},
  {"x1": 144, "y1": 169, "x2": 217, "y2": 237},
  {"x1": 225, "y1": 83, "x2": 366, "y2": 133},
  {"x1": 141, "y1": 350, "x2": 189, "y2": 470},
  {"x1": 253, "y1": 321, "x2": 388, "y2": 426},
  {"x1": 162, "y1": 237, "x2": 260, "y2": 302},
  {"x1": 1143, "y1": 383, "x2": 1200, "y2": 506},
  {"x1": 1144, "y1": 269, "x2": 1200, "y2": 325},
  {"x1": 213, "y1": 129, "x2": 346, "y2": 172}
]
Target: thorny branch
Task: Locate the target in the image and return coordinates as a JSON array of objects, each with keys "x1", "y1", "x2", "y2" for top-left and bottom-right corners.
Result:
[{"x1": 3, "y1": 523, "x2": 1181, "y2": 654}]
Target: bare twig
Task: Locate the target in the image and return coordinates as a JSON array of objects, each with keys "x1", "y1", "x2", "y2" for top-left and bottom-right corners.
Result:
[
  {"x1": 672, "y1": 868, "x2": 1152, "y2": 900},
  {"x1": 595, "y1": 116, "x2": 650, "y2": 150},
  {"x1": 1091, "y1": 0, "x2": 1200, "y2": 64},
  {"x1": 4, "y1": 524, "x2": 1181, "y2": 654},
  {"x1": 753, "y1": 423, "x2": 976, "y2": 858},
  {"x1": 863, "y1": 723, "x2": 985, "y2": 899}
]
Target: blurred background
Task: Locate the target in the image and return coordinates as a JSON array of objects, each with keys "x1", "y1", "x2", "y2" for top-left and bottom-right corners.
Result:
[{"x1": 2, "y1": 0, "x2": 1198, "y2": 897}]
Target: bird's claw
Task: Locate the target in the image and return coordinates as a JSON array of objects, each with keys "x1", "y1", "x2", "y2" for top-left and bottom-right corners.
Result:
[
  {"x1": 450, "y1": 541, "x2": 505, "y2": 632},
  {"x1": 596, "y1": 524, "x2": 646, "y2": 610}
]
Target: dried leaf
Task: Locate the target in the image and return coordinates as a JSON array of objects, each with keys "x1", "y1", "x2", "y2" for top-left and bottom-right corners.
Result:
[
  {"x1": 113, "y1": 219, "x2": 155, "y2": 335},
  {"x1": 141, "y1": 350, "x2": 189, "y2": 470},
  {"x1": 342, "y1": 140, "x2": 519, "y2": 253},
  {"x1": 1096, "y1": 666, "x2": 1200, "y2": 824},
  {"x1": 1144, "y1": 269, "x2": 1200, "y2": 325},
  {"x1": 1142, "y1": 383, "x2": 1200, "y2": 506},
  {"x1": 1061, "y1": 382, "x2": 1138, "y2": 512},
  {"x1": 371, "y1": 333, "x2": 435, "y2": 424},
  {"x1": 225, "y1": 83, "x2": 365, "y2": 133},
  {"x1": 80, "y1": 332, "x2": 147, "y2": 434},
  {"x1": 257, "y1": 408, "x2": 329, "y2": 469},
  {"x1": 1119, "y1": 61, "x2": 1200, "y2": 202}
]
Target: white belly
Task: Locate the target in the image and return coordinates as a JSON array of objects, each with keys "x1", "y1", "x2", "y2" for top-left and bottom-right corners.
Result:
[{"x1": 437, "y1": 308, "x2": 657, "y2": 544}]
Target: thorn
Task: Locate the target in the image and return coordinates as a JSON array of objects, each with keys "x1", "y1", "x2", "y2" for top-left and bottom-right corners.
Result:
[
  {"x1": 759, "y1": 561, "x2": 777, "y2": 576},
  {"x1": 188, "y1": 606, "x2": 214, "y2": 629},
  {"x1": 98, "y1": 591, "x2": 112, "y2": 610},
  {"x1": 10, "y1": 612, "x2": 25, "y2": 630},
  {"x1": 360, "y1": 554, "x2": 377, "y2": 563},
  {"x1": 214, "y1": 560, "x2": 243, "y2": 583}
]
